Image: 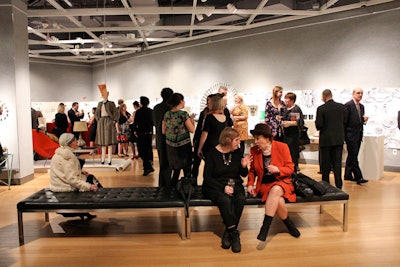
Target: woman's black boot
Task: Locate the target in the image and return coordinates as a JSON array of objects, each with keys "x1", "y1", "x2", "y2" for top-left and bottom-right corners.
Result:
[
  {"x1": 221, "y1": 229, "x2": 232, "y2": 249},
  {"x1": 283, "y1": 217, "x2": 300, "y2": 238},
  {"x1": 257, "y1": 215, "x2": 273, "y2": 241}
]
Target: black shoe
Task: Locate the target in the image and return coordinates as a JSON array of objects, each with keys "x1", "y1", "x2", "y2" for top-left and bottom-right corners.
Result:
[
  {"x1": 230, "y1": 230, "x2": 241, "y2": 253},
  {"x1": 86, "y1": 213, "x2": 97, "y2": 220},
  {"x1": 357, "y1": 178, "x2": 368, "y2": 185},
  {"x1": 221, "y1": 230, "x2": 232, "y2": 249}
]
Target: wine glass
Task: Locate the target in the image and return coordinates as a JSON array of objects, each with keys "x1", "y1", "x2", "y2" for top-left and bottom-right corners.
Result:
[{"x1": 227, "y1": 178, "x2": 235, "y2": 196}]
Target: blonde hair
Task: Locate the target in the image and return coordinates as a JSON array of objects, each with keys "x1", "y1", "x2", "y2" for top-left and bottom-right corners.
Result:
[
  {"x1": 57, "y1": 103, "x2": 65, "y2": 113},
  {"x1": 209, "y1": 94, "x2": 225, "y2": 113},
  {"x1": 272, "y1": 86, "x2": 283, "y2": 100},
  {"x1": 235, "y1": 94, "x2": 244, "y2": 104}
]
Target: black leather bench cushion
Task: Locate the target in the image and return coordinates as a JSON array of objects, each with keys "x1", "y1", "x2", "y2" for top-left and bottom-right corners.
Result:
[
  {"x1": 189, "y1": 181, "x2": 349, "y2": 206},
  {"x1": 17, "y1": 187, "x2": 185, "y2": 211}
]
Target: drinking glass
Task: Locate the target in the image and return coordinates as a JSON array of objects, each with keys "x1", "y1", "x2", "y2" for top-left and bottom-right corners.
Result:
[{"x1": 227, "y1": 178, "x2": 235, "y2": 196}]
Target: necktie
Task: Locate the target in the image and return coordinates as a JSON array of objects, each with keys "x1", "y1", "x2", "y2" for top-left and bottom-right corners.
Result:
[{"x1": 356, "y1": 104, "x2": 362, "y2": 122}]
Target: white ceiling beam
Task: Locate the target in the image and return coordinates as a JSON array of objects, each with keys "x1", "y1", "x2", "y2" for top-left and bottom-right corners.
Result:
[
  {"x1": 29, "y1": 25, "x2": 246, "y2": 34},
  {"x1": 120, "y1": 0, "x2": 149, "y2": 48},
  {"x1": 28, "y1": 7, "x2": 318, "y2": 17},
  {"x1": 246, "y1": 0, "x2": 270, "y2": 26}
]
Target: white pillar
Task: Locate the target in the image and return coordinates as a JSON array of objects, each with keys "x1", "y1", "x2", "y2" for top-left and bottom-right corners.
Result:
[{"x1": 0, "y1": 0, "x2": 34, "y2": 183}]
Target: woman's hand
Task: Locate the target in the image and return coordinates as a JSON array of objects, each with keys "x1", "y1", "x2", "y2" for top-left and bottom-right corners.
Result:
[
  {"x1": 241, "y1": 154, "x2": 253, "y2": 168},
  {"x1": 225, "y1": 185, "x2": 234, "y2": 196},
  {"x1": 266, "y1": 165, "x2": 280, "y2": 174},
  {"x1": 82, "y1": 171, "x2": 89, "y2": 176},
  {"x1": 197, "y1": 150, "x2": 204, "y2": 159},
  {"x1": 247, "y1": 185, "x2": 256, "y2": 196},
  {"x1": 90, "y1": 184, "x2": 98, "y2": 191}
]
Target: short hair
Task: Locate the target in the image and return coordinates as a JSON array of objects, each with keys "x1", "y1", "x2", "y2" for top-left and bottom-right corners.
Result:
[
  {"x1": 209, "y1": 94, "x2": 225, "y2": 112},
  {"x1": 219, "y1": 127, "x2": 239, "y2": 147},
  {"x1": 284, "y1": 92, "x2": 297, "y2": 103},
  {"x1": 72, "y1": 102, "x2": 78, "y2": 107},
  {"x1": 322, "y1": 89, "x2": 332, "y2": 99},
  {"x1": 168, "y1": 93, "x2": 184, "y2": 107},
  {"x1": 218, "y1": 86, "x2": 228, "y2": 96},
  {"x1": 161, "y1": 87, "x2": 173, "y2": 100},
  {"x1": 140, "y1": 96, "x2": 150, "y2": 106},
  {"x1": 133, "y1": 101, "x2": 140, "y2": 108}
]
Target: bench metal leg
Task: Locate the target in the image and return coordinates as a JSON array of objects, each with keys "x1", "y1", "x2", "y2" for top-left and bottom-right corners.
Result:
[
  {"x1": 180, "y1": 208, "x2": 187, "y2": 240},
  {"x1": 343, "y1": 201, "x2": 349, "y2": 232},
  {"x1": 18, "y1": 211, "x2": 24, "y2": 245},
  {"x1": 185, "y1": 217, "x2": 191, "y2": 239},
  {"x1": 45, "y1": 212, "x2": 49, "y2": 222}
]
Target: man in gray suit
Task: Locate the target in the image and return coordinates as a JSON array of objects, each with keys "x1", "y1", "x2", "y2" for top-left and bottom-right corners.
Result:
[{"x1": 315, "y1": 89, "x2": 347, "y2": 189}]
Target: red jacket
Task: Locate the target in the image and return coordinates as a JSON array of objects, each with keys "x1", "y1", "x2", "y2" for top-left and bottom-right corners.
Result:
[{"x1": 248, "y1": 140, "x2": 294, "y2": 196}]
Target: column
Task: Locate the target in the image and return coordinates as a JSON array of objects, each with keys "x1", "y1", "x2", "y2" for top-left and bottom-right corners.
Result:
[{"x1": 0, "y1": 0, "x2": 34, "y2": 184}]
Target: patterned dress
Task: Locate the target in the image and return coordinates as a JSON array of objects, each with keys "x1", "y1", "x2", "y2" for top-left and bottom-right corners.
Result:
[
  {"x1": 265, "y1": 100, "x2": 286, "y2": 139},
  {"x1": 231, "y1": 104, "x2": 249, "y2": 141}
]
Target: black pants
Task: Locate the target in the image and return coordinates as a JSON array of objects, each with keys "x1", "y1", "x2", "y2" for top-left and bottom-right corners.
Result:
[
  {"x1": 157, "y1": 140, "x2": 172, "y2": 187},
  {"x1": 320, "y1": 145, "x2": 343, "y2": 189},
  {"x1": 202, "y1": 185, "x2": 245, "y2": 228},
  {"x1": 137, "y1": 133, "x2": 153, "y2": 171},
  {"x1": 345, "y1": 138, "x2": 363, "y2": 180}
]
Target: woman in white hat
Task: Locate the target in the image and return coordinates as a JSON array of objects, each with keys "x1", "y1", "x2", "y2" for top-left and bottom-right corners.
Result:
[{"x1": 50, "y1": 133, "x2": 100, "y2": 219}]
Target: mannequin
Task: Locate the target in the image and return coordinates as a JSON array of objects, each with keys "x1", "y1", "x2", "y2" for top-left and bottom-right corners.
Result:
[{"x1": 95, "y1": 84, "x2": 120, "y2": 165}]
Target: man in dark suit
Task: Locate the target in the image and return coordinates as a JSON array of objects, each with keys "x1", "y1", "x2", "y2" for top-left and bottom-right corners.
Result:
[
  {"x1": 133, "y1": 96, "x2": 154, "y2": 176},
  {"x1": 67, "y1": 102, "x2": 84, "y2": 139},
  {"x1": 153, "y1": 87, "x2": 173, "y2": 186},
  {"x1": 344, "y1": 88, "x2": 369, "y2": 185},
  {"x1": 315, "y1": 89, "x2": 347, "y2": 189}
]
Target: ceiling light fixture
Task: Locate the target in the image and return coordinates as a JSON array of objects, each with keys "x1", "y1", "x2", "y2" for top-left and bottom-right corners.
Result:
[
  {"x1": 196, "y1": 14, "x2": 204, "y2": 21},
  {"x1": 136, "y1": 15, "x2": 145, "y2": 24},
  {"x1": 227, "y1": 3, "x2": 237, "y2": 13}
]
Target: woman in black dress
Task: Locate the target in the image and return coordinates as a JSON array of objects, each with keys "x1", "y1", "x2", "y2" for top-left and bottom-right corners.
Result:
[
  {"x1": 202, "y1": 127, "x2": 252, "y2": 253},
  {"x1": 53, "y1": 103, "x2": 68, "y2": 138}
]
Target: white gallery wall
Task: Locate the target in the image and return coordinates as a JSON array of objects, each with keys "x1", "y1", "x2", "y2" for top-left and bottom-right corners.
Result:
[{"x1": 29, "y1": 8, "x2": 400, "y2": 170}]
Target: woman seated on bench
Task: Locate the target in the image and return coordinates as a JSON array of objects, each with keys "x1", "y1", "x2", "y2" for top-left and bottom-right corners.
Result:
[
  {"x1": 50, "y1": 133, "x2": 102, "y2": 220},
  {"x1": 202, "y1": 127, "x2": 252, "y2": 253},
  {"x1": 247, "y1": 123, "x2": 300, "y2": 242}
]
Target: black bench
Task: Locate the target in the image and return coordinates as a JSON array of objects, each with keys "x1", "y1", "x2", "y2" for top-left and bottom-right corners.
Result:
[
  {"x1": 17, "y1": 182, "x2": 349, "y2": 245},
  {"x1": 187, "y1": 181, "x2": 349, "y2": 238},
  {"x1": 17, "y1": 187, "x2": 186, "y2": 245}
]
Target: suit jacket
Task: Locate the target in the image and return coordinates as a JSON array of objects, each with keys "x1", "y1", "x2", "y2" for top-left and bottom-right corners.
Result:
[
  {"x1": 344, "y1": 100, "x2": 365, "y2": 143},
  {"x1": 315, "y1": 99, "x2": 347, "y2": 147},
  {"x1": 68, "y1": 108, "x2": 84, "y2": 131},
  {"x1": 247, "y1": 141, "x2": 294, "y2": 196}
]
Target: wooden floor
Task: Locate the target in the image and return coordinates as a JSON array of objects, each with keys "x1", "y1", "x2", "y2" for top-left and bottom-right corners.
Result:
[{"x1": 1, "y1": 152, "x2": 400, "y2": 267}]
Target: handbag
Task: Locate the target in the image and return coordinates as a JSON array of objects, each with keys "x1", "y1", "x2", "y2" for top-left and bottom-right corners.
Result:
[
  {"x1": 298, "y1": 126, "x2": 310, "y2": 146},
  {"x1": 292, "y1": 173, "x2": 314, "y2": 200}
]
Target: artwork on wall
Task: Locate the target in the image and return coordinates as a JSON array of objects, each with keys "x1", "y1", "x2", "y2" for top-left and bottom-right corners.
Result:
[
  {"x1": 31, "y1": 87, "x2": 400, "y2": 149},
  {"x1": 0, "y1": 101, "x2": 9, "y2": 122}
]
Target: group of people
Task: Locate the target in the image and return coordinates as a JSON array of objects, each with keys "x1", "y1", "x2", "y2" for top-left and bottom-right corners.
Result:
[{"x1": 48, "y1": 84, "x2": 369, "y2": 254}]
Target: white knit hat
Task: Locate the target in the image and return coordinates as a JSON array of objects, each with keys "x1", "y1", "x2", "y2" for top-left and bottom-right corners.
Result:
[{"x1": 59, "y1": 133, "x2": 75, "y2": 146}]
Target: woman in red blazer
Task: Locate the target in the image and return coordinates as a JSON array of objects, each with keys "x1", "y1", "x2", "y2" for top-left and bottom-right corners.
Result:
[{"x1": 247, "y1": 123, "x2": 300, "y2": 242}]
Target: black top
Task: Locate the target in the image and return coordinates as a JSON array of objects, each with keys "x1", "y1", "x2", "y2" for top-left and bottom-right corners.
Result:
[
  {"x1": 54, "y1": 112, "x2": 68, "y2": 137},
  {"x1": 153, "y1": 101, "x2": 171, "y2": 149},
  {"x1": 202, "y1": 114, "x2": 227, "y2": 157},
  {"x1": 133, "y1": 106, "x2": 154, "y2": 134},
  {"x1": 203, "y1": 147, "x2": 248, "y2": 191}
]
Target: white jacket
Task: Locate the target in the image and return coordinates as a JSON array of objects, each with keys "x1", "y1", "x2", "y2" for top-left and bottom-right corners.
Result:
[{"x1": 49, "y1": 146, "x2": 91, "y2": 192}]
